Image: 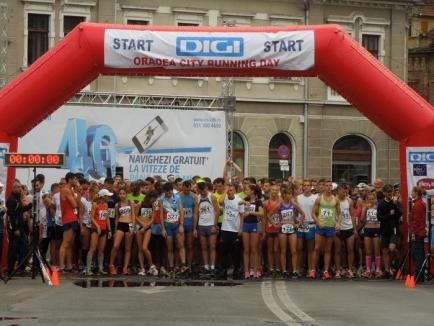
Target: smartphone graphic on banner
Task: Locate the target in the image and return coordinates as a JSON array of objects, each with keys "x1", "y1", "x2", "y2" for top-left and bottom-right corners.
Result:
[{"x1": 132, "y1": 116, "x2": 168, "y2": 153}]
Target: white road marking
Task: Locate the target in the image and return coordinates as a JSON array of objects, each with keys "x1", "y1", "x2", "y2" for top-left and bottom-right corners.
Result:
[
  {"x1": 261, "y1": 281, "x2": 300, "y2": 326},
  {"x1": 135, "y1": 286, "x2": 170, "y2": 294},
  {"x1": 275, "y1": 281, "x2": 316, "y2": 323}
]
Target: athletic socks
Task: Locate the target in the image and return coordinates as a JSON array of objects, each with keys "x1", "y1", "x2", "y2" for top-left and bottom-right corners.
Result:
[
  {"x1": 365, "y1": 256, "x2": 372, "y2": 272},
  {"x1": 86, "y1": 252, "x2": 93, "y2": 271},
  {"x1": 375, "y1": 256, "x2": 381, "y2": 273},
  {"x1": 98, "y1": 253, "x2": 104, "y2": 271}
]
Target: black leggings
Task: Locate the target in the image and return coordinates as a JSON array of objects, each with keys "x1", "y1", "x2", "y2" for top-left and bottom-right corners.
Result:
[{"x1": 220, "y1": 230, "x2": 242, "y2": 272}]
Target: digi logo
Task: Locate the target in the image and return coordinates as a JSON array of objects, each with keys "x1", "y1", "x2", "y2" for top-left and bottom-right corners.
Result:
[
  {"x1": 176, "y1": 37, "x2": 244, "y2": 57},
  {"x1": 409, "y1": 152, "x2": 434, "y2": 163}
]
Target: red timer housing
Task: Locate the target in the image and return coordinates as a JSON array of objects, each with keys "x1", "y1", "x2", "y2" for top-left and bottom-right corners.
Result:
[{"x1": 4, "y1": 153, "x2": 65, "y2": 168}]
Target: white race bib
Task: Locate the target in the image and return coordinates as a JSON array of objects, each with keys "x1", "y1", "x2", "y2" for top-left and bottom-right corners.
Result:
[
  {"x1": 99, "y1": 210, "x2": 108, "y2": 221},
  {"x1": 281, "y1": 209, "x2": 294, "y2": 221},
  {"x1": 141, "y1": 208, "x2": 153, "y2": 217},
  {"x1": 166, "y1": 211, "x2": 179, "y2": 223},
  {"x1": 281, "y1": 224, "x2": 294, "y2": 234},
  {"x1": 320, "y1": 208, "x2": 333, "y2": 218},
  {"x1": 184, "y1": 208, "x2": 193, "y2": 218}
]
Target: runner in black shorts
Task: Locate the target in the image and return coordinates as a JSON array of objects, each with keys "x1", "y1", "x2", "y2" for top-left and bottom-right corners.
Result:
[{"x1": 378, "y1": 184, "x2": 401, "y2": 277}]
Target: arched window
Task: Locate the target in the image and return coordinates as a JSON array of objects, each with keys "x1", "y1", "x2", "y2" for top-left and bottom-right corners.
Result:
[
  {"x1": 269, "y1": 133, "x2": 292, "y2": 180},
  {"x1": 232, "y1": 132, "x2": 245, "y2": 173},
  {"x1": 332, "y1": 135, "x2": 372, "y2": 185}
]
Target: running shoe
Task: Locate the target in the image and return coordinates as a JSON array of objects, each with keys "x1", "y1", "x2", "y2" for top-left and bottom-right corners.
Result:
[
  {"x1": 347, "y1": 270, "x2": 355, "y2": 278},
  {"x1": 322, "y1": 270, "x2": 331, "y2": 280},
  {"x1": 362, "y1": 271, "x2": 371, "y2": 278},
  {"x1": 291, "y1": 271, "x2": 300, "y2": 279},
  {"x1": 335, "y1": 270, "x2": 342, "y2": 279},
  {"x1": 282, "y1": 271, "x2": 289, "y2": 279},
  {"x1": 160, "y1": 266, "x2": 167, "y2": 275},
  {"x1": 99, "y1": 268, "x2": 108, "y2": 276},
  {"x1": 244, "y1": 271, "x2": 250, "y2": 279},
  {"x1": 138, "y1": 269, "x2": 146, "y2": 276},
  {"x1": 85, "y1": 269, "x2": 94, "y2": 277},
  {"x1": 375, "y1": 271, "x2": 382, "y2": 279},
  {"x1": 249, "y1": 269, "x2": 255, "y2": 278},
  {"x1": 308, "y1": 270, "x2": 316, "y2": 279},
  {"x1": 122, "y1": 267, "x2": 129, "y2": 275},
  {"x1": 149, "y1": 265, "x2": 159, "y2": 276},
  {"x1": 181, "y1": 265, "x2": 190, "y2": 274},
  {"x1": 109, "y1": 265, "x2": 117, "y2": 276}
]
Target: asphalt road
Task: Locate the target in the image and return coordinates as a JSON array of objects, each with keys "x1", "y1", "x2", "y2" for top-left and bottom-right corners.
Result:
[{"x1": 0, "y1": 276, "x2": 433, "y2": 326}]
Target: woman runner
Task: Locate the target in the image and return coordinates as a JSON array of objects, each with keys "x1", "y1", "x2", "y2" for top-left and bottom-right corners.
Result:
[
  {"x1": 137, "y1": 191, "x2": 158, "y2": 276},
  {"x1": 86, "y1": 189, "x2": 112, "y2": 276},
  {"x1": 361, "y1": 192, "x2": 382, "y2": 278},
  {"x1": 241, "y1": 184, "x2": 264, "y2": 279},
  {"x1": 109, "y1": 188, "x2": 135, "y2": 275}
]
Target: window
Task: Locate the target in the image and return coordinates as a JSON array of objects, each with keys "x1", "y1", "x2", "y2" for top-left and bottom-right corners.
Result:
[
  {"x1": 233, "y1": 132, "x2": 246, "y2": 173},
  {"x1": 27, "y1": 14, "x2": 49, "y2": 66},
  {"x1": 63, "y1": 16, "x2": 85, "y2": 36},
  {"x1": 421, "y1": 21, "x2": 428, "y2": 34},
  {"x1": 332, "y1": 135, "x2": 373, "y2": 185},
  {"x1": 177, "y1": 22, "x2": 200, "y2": 27},
  {"x1": 268, "y1": 133, "x2": 293, "y2": 180},
  {"x1": 362, "y1": 34, "x2": 380, "y2": 59},
  {"x1": 127, "y1": 19, "x2": 149, "y2": 25}
]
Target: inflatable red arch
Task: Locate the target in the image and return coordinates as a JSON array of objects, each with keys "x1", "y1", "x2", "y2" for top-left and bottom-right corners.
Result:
[{"x1": 0, "y1": 22, "x2": 433, "y2": 219}]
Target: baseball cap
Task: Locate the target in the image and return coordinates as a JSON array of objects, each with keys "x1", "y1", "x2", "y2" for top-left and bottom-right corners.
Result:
[
  {"x1": 98, "y1": 189, "x2": 113, "y2": 197},
  {"x1": 357, "y1": 182, "x2": 368, "y2": 189}
]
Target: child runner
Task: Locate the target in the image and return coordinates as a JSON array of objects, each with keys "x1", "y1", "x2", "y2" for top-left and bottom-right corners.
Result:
[{"x1": 263, "y1": 184, "x2": 281, "y2": 277}]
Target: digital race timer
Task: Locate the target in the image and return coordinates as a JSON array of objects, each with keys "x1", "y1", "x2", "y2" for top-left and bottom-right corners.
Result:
[{"x1": 4, "y1": 153, "x2": 65, "y2": 168}]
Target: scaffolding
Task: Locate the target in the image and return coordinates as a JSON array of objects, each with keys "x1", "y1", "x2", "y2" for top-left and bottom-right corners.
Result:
[
  {"x1": 0, "y1": 3, "x2": 7, "y2": 89},
  {"x1": 68, "y1": 90, "x2": 236, "y2": 153}
]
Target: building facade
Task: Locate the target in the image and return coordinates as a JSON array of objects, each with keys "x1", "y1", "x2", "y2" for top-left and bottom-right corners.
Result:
[
  {"x1": 1, "y1": 0, "x2": 416, "y2": 184},
  {"x1": 408, "y1": 0, "x2": 434, "y2": 104}
]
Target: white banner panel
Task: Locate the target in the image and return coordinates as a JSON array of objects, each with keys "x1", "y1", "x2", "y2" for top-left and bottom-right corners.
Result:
[
  {"x1": 104, "y1": 30, "x2": 315, "y2": 70},
  {"x1": 406, "y1": 147, "x2": 434, "y2": 197},
  {"x1": 16, "y1": 106, "x2": 226, "y2": 188}
]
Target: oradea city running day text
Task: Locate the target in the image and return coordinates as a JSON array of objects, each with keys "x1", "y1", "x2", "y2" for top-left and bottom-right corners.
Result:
[{"x1": 110, "y1": 34, "x2": 307, "y2": 68}]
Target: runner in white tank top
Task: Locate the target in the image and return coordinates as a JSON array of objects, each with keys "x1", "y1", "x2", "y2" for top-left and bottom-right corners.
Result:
[{"x1": 334, "y1": 184, "x2": 356, "y2": 278}]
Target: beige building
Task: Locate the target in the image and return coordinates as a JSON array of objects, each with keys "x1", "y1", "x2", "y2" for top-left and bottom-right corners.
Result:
[{"x1": 0, "y1": 0, "x2": 416, "y2": 184}]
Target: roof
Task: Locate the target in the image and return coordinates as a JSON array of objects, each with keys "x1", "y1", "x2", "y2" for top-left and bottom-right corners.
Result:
[{"x1": 415, "y1": 0, "x2": 434, "y2": 17}]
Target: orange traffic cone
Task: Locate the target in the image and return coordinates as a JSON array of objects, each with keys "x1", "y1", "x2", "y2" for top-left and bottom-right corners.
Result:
[
  {"x1": 405, "y1": 274, "x2": 411, "y2": 287},
  {"x1": 51, "y1": 266, "x2": 60, "y2": 286},
  {"x1": 409, "y1": 275, "x2": 416, "y2": 289}
]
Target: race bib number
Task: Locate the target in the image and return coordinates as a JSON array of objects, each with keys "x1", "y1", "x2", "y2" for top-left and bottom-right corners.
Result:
[
  {"x1": 320, "y1": 208, "x2": 333, "y2": 218},
  {"x1": 298, "y1": 223, "x2": 309, "y2": 233},
  {"x1": 166, "y1": 211, "x2": 179, "y2": 223},
  {"x1": 141, "y1": 208, "x2": 152, "y2": 217},
  {"x1": 119, "y1": 206, "x2": 131, "y2": 216},
  {"x1": 342, "y1": 211, "x2": 351, "y2": 222},
  {"x1": 225, "y1": 209, "x2": 237, "y2": 221},
  {"x1": 272, "y1": 214, "x2": 280, "y2": 224},
  {"x1": 184, "y1": 208, "x2": 193, "y2": 218},
  {"x1": 108, "y1": 208, "x2": 115, "y2": 219},
  {"x1": 366, "y1": 209, "x2": 377, "y2": 223},
  {"x1": 281, "y1": 209, "x2": 294, "y2": 221},
  {"x1": 99, "y1": 210, "x2": 108, "y2": 221},
  {"x1": 281, "y1": 224, "x2": 294, "y2": 234},
  {"x1": 245, "y1": 204, "x2": 256, "y2": 213}
]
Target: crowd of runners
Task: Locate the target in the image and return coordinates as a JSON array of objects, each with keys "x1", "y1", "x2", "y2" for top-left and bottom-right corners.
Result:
[{"x1": 2, "y1": 160, "x2": 433, "y2": 281}]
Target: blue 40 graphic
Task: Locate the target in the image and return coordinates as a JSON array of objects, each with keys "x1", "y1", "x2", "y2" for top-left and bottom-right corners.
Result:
[{"x1": 58, "y1": 118, "x2": 133, "y2": 178}]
